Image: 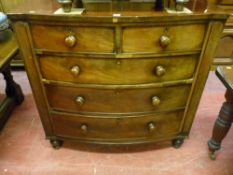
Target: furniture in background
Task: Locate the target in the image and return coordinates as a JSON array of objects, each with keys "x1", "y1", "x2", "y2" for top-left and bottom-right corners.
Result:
[
  {"x1": 9, "y1": 0, "x2": 228, "y2": 149},
  {"x1": 0, "y1": 0, "x2": 28, "y2": 68},
  {"x1": 0, "y1": 12, "x2": 24, "y2": 130},
  {"x1": 208, "y1": 66, "x2": 233, "y2": 160},
  {"x1": 209, "y1": 0, "x2": 233, "y2": 67}
]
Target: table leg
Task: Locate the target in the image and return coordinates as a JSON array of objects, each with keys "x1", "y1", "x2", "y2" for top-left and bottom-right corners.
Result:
[
  {"x1": 2, "y1": 65, "x2": 24, "y2": 104},
  {"x1": 208, "y1": 90, "x2": 233, "y2": 160}
]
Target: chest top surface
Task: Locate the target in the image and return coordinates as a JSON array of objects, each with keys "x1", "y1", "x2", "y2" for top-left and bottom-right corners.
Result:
[{"x1": 7, "y1": 0, "x2": 229, "y2": 20}]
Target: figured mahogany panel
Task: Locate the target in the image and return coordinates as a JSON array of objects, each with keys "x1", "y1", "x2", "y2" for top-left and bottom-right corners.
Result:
[
  {"x1": 122, "y1": 24, "x2": 206, "y2": 53},
  {"x1": 45, "y1": 84, "x2": 191, "y2": 113},
  {"x1": 52, "y1": 111, "x2": 184, "y2": 142},
  {"x1": 31, "y1": 25, "x2": 115, "y2": 53},
  {"x1": 39, "y1": 55, "x2": 198, "y2": 84}
]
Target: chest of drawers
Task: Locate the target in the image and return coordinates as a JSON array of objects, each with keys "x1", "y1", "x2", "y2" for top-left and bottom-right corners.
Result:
[
  {"x1": 9, "y1": 0, "x2": 229, "y2": 149},
  {"x1": 209, "y1": 0, "x2": 233, "y2": 66}
]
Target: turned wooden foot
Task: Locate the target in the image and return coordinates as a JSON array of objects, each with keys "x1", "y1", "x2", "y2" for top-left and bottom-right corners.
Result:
[
  {"x1": 208, "y1": 90, "x2": 233, "y2": 160},
  {"x1": 209, "y1": 151, "x2": 216, "y2": 160},
  {"x1": 2, "y1": 65, "x2": 24, "y2": 105},
  {"x1": 172, "y1": 138, "x2": 184, "y2": 148},
  {"x1": 50, "y1": 139, "x2": 63, "y2": 149}
]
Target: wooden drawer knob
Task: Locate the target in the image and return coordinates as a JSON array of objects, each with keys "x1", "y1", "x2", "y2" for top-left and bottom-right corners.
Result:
[
  {"x1": 155, "y1": 65, "x2": 166, "y2": 77},
  {"x1": 70, "y1": 65, "x2": 80, "y2": 76},
  {"x1": 152, "y1": 96, "x2": 161, "y2": 106},
  {"x1": 148, "y1": 122, "x2": 156, "y2": 132},
  {"x1": 80, "y1": 124, "x2": 88, "y2": 133},
  {"x1": 65, "y1": 34, "x2": 77, "y2": 48},
  {"x1": 159, "y1": 35, "x2": 170, "y2": 48},
  {"x1": 75, "y1": 96, "x2": 85, "y2": 106}
]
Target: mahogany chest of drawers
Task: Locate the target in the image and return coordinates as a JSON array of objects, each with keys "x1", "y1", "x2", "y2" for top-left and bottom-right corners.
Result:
[{"x1": 9, "y1": 0, "x2": 228, "y2": 149}]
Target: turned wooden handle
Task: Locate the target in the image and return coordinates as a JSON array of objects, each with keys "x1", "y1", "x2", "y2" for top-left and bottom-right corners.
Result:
[
  {"x1": 148, "y1": 122, "x2": 156, "y2": 131},
  {"x1": 65, "y1": 34, "x2": 77, "y2": 48},
  {"x1": 159, "y1": 35, "x2": 170, "y2": 48},
  {"x1": 70, "y1": 65, "x2": 80, "y2": 76},
  {"x1": 152, "y1": 96, "x2": 161, "y2": 106},
  {"x1": 80, "y1": 124, "x2": 88, "y2": 133},
  {"x1": 155, "y1": 65, "x2": 166, "y2": 77},
  {"x1": 75, "y1": 96, "x2": 85, "y2": 106}
]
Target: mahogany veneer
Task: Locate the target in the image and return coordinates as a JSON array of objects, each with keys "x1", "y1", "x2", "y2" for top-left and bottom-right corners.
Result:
[{"x1": 8, "y1": 0, "x2": 229, "y2": 149}]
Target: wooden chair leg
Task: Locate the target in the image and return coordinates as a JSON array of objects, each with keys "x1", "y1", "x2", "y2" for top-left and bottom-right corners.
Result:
[
  {"x1": 2, "y1": 65, "x2": 24, "y2": 105},
  {"x1": 208, "y1": 90, "x2": 233, "y2": 160}
]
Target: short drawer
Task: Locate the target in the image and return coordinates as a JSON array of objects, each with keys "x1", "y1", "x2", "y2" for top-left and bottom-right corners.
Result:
[
  {"x1": 30, "y1": 25, "x2": 114, "y2": 53},
  {"x1": 39, "y1": 55, "x2": 198, "y2": 84},
  {"x1": 45, "y1": 84, "x2": 191, "y2": 113},
  {"x1": 52, "y1": 111, "x2": 184, "y2": 142},
  {"x1": 122, "y1": 24, "x2": 206, "y2": 53}
]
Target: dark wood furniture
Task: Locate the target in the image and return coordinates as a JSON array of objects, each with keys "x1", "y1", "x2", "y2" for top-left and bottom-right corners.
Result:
[
  {"x1": 209, "y1": 0, "x2": 233, "y2": 66},
  {"x1": 8, "y1": 0, "x2": 229, "y2": 149},
  {"x1": 0, "y1": 0, "x2": 28, "y2": 67},
  {"x1": 0, "y1": 29, "x2": 24, "y2": 129},
  {"x1": 208, "y1": 66, "x2": 233, "y2": 160}
]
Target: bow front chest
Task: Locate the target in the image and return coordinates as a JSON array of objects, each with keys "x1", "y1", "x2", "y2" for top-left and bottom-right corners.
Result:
[{"x1": 9, "y1": 0, "x2": 229, "y2": 149}]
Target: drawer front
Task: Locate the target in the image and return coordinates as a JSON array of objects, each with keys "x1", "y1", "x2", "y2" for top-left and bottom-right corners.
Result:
[
  {"x1": 45, "y1": 84, "x2": 191, "y2": 113},
  {"x1": 215, "y1": 35, "x2": 233, "y2": 58},
  {"x1": 122, "y1": 24, "x2": 206, "y2": 53},
  {"x1": 31, "y1": 25, "x2": 114, "y2": 53},
  {"x1": 52, "y1": 111, "x2": 183, "y2": 142},
  {"x1": 39, "y1": 55, "x2": 198, "y2": 84}
]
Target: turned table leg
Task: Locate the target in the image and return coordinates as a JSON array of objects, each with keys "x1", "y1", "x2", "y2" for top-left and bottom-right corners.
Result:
[
  {"x1": 0, "y1": 65, "x2": 24, "y2": 129},
  {"x1": 208, "y1": 90, "x2": 233, "y2": 160},
  {"x1": 2, "y1": 65, "x2": 24, "y2": 105}
]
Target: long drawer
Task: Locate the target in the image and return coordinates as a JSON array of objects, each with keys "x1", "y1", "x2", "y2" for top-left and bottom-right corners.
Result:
[
  {"x1": 52, "y1": 110, "x2": 184, "y2": 142},
  {"x1": 122, "y1": 24, "x2": 206, "y2": 53},
  {"x1": 45, "y1": 84, "x2": 191, "y2": 113},
  {"x1": 39, "y1": 55, "x2": 198, "y2": 84},
  {"x1": 30, "y1": 25, "x2": 114, "y2": 53}
]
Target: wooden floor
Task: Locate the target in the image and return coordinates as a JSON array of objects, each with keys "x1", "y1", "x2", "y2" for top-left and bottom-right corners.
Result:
[{"x1": 0, "y1": 71, "x2": 232, "y2": 175}]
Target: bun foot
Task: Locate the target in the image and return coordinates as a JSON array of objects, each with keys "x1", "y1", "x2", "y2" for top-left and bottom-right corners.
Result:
[
  {"x1": 50, "y1": 139, "x2": 63, "y2": 149},
  {"x1": 172, "y1": 138, "x2": 184, "y2": 149},
  {"x1": 209, "y1": 151, "x2": 216, "y2": 160}
]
